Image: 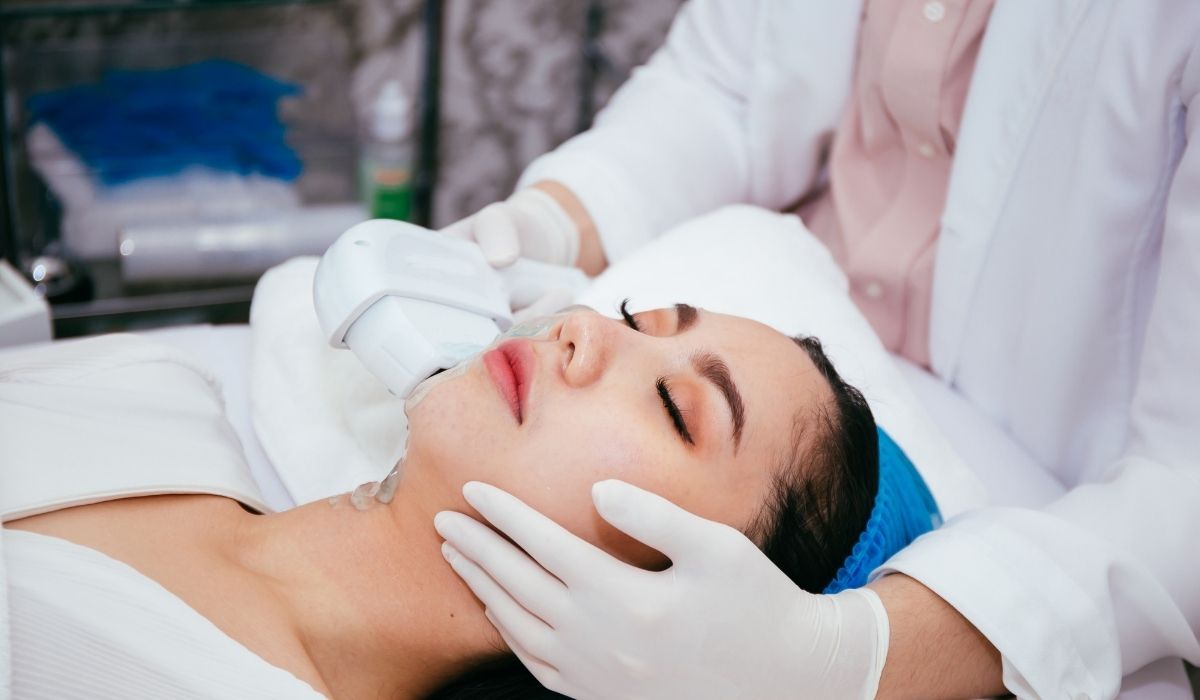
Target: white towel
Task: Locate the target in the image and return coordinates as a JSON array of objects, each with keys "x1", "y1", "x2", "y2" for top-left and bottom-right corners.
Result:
[
  {"x1": 249, "y1": 258, "x2": 408, "y2": 506},
  {"x1": 0, "y1": 334, "x2": 270, "y2": 521},
  {"x1": 27, "y1": 124, "x2": 300, "y2": 260}
]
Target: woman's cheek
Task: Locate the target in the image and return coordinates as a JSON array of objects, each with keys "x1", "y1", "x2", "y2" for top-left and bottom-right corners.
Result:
[
  {"x1": 534, "y1": 426, "x2": 679, "y2": 568},
  {"x1": 404, "y1": 378, "x2": 512, "y2": 484},
  {"x1": 531, "y1": 412, "x2": 662, "y2": 485}
]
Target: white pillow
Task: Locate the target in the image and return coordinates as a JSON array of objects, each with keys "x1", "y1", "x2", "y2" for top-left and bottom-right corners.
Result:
[{"x1": 577, "y1": 205, "x2": 987, "y2": 518}]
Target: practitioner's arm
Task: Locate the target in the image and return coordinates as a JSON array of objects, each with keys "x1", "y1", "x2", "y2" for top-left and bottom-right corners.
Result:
[
  {"x1": 529, "y1": 181, "x2": 606, "y2": 276},
  {"x1": 868, "y1": 574, "x2": 1003, "y2": 699},
  {"x1": 514, "y1": 0, "x2": 860, "y2": 264},
  {"x1": 442, "y1": 0, "x2": 773, "y2": 272},
  {"x1": 444, "y1": 0, "x2": 861, "y2": 280}
]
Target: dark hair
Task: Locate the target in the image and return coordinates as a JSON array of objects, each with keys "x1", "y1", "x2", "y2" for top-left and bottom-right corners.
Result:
[{"x1": 426, "y1": 335, "x2": 879, "y2": 699}]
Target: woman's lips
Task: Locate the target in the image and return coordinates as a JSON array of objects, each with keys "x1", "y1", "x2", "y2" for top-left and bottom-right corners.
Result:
[{"x1": 483, "y1": 339, "x2": 535, "y2": 423}]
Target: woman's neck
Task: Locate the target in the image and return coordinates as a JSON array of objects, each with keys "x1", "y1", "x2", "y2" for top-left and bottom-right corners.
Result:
[{"x1": 237, "y1": 467, "x2": 501, "y2": 698}]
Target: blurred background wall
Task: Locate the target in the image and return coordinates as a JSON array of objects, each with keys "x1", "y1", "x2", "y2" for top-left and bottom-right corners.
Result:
[
  {"x1": 0, "y1": 0, "x2": 683, "y2": 335},
  {"x1": 4, "y1": 0, "x2": 683, "y2": 228},
  {"x1": 354, "y1": 0, "x2": 683, "y2": 225}
]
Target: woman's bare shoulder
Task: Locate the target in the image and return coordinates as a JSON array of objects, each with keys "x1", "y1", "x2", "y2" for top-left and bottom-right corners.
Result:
[{"x1": 5, "y1": 494, "x2": 245, "y2": 558}]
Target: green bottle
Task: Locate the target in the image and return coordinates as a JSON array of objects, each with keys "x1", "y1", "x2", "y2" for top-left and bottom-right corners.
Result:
[{"x1": 360, "y1": 80, "x2": 413, "y2": 221}]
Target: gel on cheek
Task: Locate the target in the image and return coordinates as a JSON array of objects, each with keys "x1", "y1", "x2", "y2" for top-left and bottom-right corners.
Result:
[
  {"x1": 498, "y1": 311, "x2": 571, "y2": 341},
  {"x1": 334, "y1": 312, "x2": 572, "y2": 513},
  {"x1": 404, "y1": 312, "x2": 566, "y2": 430},
  {"x1": 403, "y1": 355, "x2": 473, "y2": 414},
  {"x1": 331, "y1": 461, "x2": 403, "y2": 511},
  {"x1": 349, "y1": 480, "x2": 382, "y2": 509},
  {"x1": 334, "y1": 348, "x2": 474, "y2": 512}
]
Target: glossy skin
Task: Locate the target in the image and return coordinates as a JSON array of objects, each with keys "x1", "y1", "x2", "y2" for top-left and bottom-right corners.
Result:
[{"x1": 404, "y1": 306, "x2": 833, "y2": 566}]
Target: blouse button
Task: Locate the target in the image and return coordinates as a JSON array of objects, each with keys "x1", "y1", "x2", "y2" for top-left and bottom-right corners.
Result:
[
  {"x1": 923, "y1": 1, "x2": 946, "y2": 22},
  {"x1": 864, "y1": 281, "x2": 885, "y2": 300}
]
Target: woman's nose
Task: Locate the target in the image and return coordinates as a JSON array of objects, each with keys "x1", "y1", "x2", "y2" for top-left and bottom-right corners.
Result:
[{"x1": 557, "y1": 310, "x2": 613, "y2": 388}]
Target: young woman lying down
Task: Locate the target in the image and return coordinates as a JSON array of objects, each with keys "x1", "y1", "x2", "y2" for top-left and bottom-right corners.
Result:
[{"x1": 2, "y1": 303, "x2": 933, "y2": 698}]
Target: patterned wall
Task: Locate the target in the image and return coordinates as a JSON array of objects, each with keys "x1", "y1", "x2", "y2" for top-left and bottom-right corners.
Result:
[
  {"x1": 3, "y1": 0, "x2": 684, "y2": 243},
  {"x1": 348, "y1": 0, "x2": 683, "y2": 225}
]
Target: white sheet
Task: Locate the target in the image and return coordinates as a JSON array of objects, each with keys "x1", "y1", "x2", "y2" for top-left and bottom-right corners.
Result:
[
  {"x1": 139, "y1": 324, "x2": 295, "y2": 512},
  {"x1": 0, "y1": 334, "x2": 271, "y2": 521},
  {"x1": 891, "y1": 356, "x2": 1065, "y2": 509}
]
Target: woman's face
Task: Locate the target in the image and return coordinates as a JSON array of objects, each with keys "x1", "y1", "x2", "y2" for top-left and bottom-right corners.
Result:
[{"x1": 404, "y1": 305, "x2": 831, "y2": 566}]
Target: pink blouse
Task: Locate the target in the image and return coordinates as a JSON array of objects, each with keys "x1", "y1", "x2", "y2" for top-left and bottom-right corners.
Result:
[{"x1": 801, "y1": 0, "x2": 995, "y2": 367}]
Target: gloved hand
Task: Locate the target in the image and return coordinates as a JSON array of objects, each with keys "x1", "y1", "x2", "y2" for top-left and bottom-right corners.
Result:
[
  {"x1": 441, "y1": 187, "x2": 581, "y2": 268},
  {"x1": 434, "y1": 479, "x2": 890, "y2": 700}
]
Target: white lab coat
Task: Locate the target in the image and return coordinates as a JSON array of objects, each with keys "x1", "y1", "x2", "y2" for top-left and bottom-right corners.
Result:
[{"x1": 517, "y1": 1, "x2": 1200, "y2": 697}]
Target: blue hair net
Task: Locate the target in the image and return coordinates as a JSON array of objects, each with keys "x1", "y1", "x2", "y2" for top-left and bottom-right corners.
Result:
[{"x1": 823, "y1": 427, "x2": 942, "y2": 594}]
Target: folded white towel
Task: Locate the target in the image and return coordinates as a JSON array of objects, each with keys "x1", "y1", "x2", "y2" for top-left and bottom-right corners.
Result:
[
  {"x1": 28, "y1": 124, "x2": 300, "y2": 260},
  {"x1": 0, "y1": 334, "x2": 269, "y2": 521}
]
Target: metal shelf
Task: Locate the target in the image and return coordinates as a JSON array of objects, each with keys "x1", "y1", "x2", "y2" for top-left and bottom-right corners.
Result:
[
  {"x1": 52, "y1": 287, "x2": 254, "y2": 336},
  {"x1": 0, "y1": 0, "x2": 352, "y2": 337},
  {"x1": 40, "y1": 258, "x2": 257, "y2": 336},
  {"x1": 54, "y1": 285, "x2": 254, "y2": 321}
]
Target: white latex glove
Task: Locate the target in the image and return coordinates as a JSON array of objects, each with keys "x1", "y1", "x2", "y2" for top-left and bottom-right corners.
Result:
[
  {"x1": 434, "y1": 479, "x2": 890, "y2": 700},
  {"x1": 441, "y1": 188, "x2": 581, "y2": 268}
]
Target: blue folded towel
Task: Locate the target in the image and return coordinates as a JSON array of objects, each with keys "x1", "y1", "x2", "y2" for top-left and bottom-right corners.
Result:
[{"x1": 28, "y1": 60, "x2": 303, "y2": 186}]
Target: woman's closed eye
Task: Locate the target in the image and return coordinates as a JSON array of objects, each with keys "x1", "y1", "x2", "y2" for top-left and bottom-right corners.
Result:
[
  {"x1": 619, "y1": 298, "x2": 643, "y2": 333},
  {"x1": 656, "y1": 377, "x2": 695, "y2": 445},
  {"x1": 619, "y1": 300, "x2": 695, "y2": 446}
]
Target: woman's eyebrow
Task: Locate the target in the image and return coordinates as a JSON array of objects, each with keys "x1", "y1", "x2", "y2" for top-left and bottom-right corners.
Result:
[
  {"x1": 691, "y1": 351, "x2": 746, "y2": 450},
  {"x1": 674, "y1": 303, "x2": 699, "y2": 332}
]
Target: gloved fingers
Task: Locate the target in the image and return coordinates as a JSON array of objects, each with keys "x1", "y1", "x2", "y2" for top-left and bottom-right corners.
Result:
[
  {"x1": 462, "y1": 481, "x2": 625, "y2": 587},
  {"x1": 438, "y1": 214, "x2": 475, "y2": 241},
  {"x1": 481, "y1": 601, "x2": 560, "y2": 671},
  {"x1": 511, "y1": 287, "x2": 574, "y2": 322},
  {"x1": 441, "y1": 541, "x2": 556, "y2": 645},
  {"x1": 435, "y1": 511, "x2": 569, "y2": 623},
  {"x1": 472, "y1": 202, "x2": 521, "y2": 267},
  {"x1": 591, "y1": 479, "x2": 734, "y2": 565},
  {"x1": 487, "y1": 611, "x2": 570, "y2": 696}
]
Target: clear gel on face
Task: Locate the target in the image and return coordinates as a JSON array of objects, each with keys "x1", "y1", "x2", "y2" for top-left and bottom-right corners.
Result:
[
  {"x1": 350, "y1": 480, "x2": 381, "y2": 510},
  {"x1": 374, "y1": 465, "x2": 402, "y2": 504},
  {"x1": 330, "y1": 463, "x2": 403, "y2": 510},
  {"x1": 403, "y1": 357, "x2": 473, "y2": 414},
  {"x1": 498, "y1": 310, "x2": 574, "y2": 341},
  {"x1": 501, "y1": 318, "x2": 555, "y2": 339},
  {"x1": 337, "y1": 311, "x2": 581, "y2": 512}
]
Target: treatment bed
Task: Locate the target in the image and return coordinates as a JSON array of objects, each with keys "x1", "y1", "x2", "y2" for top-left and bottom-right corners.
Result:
[{"x1": 2, "y1": 204, "x2": 1191, "y2": 698}]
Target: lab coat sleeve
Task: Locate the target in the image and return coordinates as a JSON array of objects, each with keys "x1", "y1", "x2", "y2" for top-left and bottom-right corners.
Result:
[
  {"x1": 516, "y1": 0, "x2": 757, "y2": 263},
  {"x1": 876, "y1": 49, "x2": 1200, "y2": 699},
  {"x1": 516, "y1": 0, "x2": 859, "y2": 264}
]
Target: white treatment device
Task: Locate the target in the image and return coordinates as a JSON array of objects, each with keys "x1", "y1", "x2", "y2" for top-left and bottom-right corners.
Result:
[{"x1": 313, "y1": 219, "x2": 588, "y2": 398}]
